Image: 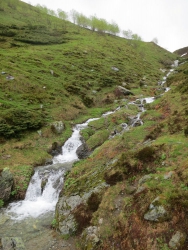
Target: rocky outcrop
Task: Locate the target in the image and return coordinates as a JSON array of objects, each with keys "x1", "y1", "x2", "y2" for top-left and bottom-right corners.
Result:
[
  {"x1": 0, "y1": 168, "x2": 13, "y2": 203},
  {"x1": 76, "y1": 143, "x2": 91, "y2": 159},
  {"x1": 55, "y1": 183, "x2": 109, "y2": 236}
]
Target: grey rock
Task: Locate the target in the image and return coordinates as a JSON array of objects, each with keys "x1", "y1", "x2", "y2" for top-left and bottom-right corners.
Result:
[
  {"x1": 169, "y1": 231, "x2": 186, "y2": 250},
  {"x1": 51, "y1": 121, "x2": 64, "y2": 134},
  {"x1": 135, "y1": 186, "x2": 146, "y2": 195},
  {"x1": 59, "y1": 214, "x2": 77, "y2": 235},
  {"x1": 55, "y1": 183, "x2": 108, "y2": 235},
  {"x1": 164, "y1": 171, "x2": 174, "y2": 180},
  {"x1": 0, "y1": 168, "x2": 13, "y2": 202},
  {"x1": 111, "y1": 67, "x2": 119, "y2": 71},
  {"x1": 144, "y1": 205, "x2": 168, "y2": 222},
  {"x1": 138, "y1": 175, "x2": 151, "y2": 186},
  {"x1": 76, "y1": 143, "x2": 91, "y2": 159},
  {"x1": 45, "y1": 158, "x2": 53, "y2": 165},
  {"x1": 125, "y1": 185, "x2": 137, "y2": 194},
  {"x1": 81, "y1": 226, "x2": 100, "y2": 250},
  {"x1": 117, "y1": 86, "x2": 134, "y2": 96},
  {"x1": 48, "y1": 142, "x2": 62, "y2": 156},
  {"x1": 6, "y1": 75, "x2": 14, "y2": 80},
  {"x1": 1, "y1": 237, "x2": 25, "y2": 250}
]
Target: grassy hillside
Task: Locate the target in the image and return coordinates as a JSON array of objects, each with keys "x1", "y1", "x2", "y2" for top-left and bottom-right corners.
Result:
[
  {"x1": 2, "y1": 1, "x2": 188, "y2": 249},
  {"x1": 0, "y1": 0, "x2": 176, "y2": 169}
]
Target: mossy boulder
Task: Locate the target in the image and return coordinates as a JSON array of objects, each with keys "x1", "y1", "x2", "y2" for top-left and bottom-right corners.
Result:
[
  {"x1": 0, "y1": 168, "x2": 13, "y2": 202},
  {"x1": 51, "y1": 121, "x2": 64, "y2": 134}
]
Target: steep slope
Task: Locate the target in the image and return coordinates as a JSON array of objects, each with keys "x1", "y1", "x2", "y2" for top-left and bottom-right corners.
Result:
[
  {"x1": 54, "y1": 55, "x2": 188, "y2": 249},
  {"x1": 0, "y1": 0, "x2": 176, "y2": 172},
  {"x1": 2, "y1": 2, "x2": 188, "y2": 249}
]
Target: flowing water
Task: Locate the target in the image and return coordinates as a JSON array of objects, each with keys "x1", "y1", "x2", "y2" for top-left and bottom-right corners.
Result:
[{"x1": 0, "y1": 67, "x2": 176, "y2": 249}]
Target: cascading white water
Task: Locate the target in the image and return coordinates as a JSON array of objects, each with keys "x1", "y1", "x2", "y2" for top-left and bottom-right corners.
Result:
[
  {"x1": 7, "y1": 168, "x2": 64, "y2": 220},
  {"x1": 5, "y1": 117, "x2": 99, "y2": 220},
  {"x1": 53, "y1": 118, "x2": 99, "y2": 164}
]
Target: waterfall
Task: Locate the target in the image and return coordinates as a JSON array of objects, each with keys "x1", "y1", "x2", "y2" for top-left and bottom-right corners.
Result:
[{"x1": 5, "y1": 118, "x2": 99, "y2": 220}]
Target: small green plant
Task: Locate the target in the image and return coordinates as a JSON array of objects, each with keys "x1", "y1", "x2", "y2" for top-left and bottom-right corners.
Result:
[
  {"x1": 0, "y1": 199, "x2": 4, "y2": 208},
  {"x1": 51, "y1": 218, "x2": 58, "y2": 228},
  {"x1": 64, "y1": 178, "x2": 75, "y2": 189},
  {"x1": 180, "y1": 183, "x2": 188, "y2": 191},
  {"x1": 161, "y1": 153, "x2": 166, "y2": 160}
]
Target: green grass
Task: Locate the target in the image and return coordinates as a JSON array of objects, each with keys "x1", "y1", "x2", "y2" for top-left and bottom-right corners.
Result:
[{"x1": 2, "y1": 1, "x2": 188, "y2": 249}]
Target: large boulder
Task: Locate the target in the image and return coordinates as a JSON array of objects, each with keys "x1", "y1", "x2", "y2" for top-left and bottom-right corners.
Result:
[
  {"x1": 55, "y1": 183, "x2": 109, "y2": 236},
  {"x1": 55, "y1": 195, "x2": 83, "y2": 235},
  {"x1": 0, "y1": 168, "x2": 13, "y2": 202},
  {"x1": 76, "y1": 143, "x2": 91, "y2": 159},
  {"x1": 51, "y1": 121, "x2": 64, "y2": 134}
]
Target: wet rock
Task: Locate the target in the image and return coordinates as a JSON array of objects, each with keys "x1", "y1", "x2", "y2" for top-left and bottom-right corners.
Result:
[
  {"x1": 117, "y1": 86, "x2": 134, "y2": 96},
  {"x1": 48, "y1": 142, "x2": 62, "y2": 156},
  {"x1": 51, "y1": 121, "x2": 64, "y2": 134},
  {"x1": 169, "y1": 231, "x2": 186, "y2": 250},
  {"x1": 76, "y1": 143, "x2": 91, "y2": 159},
  {"x1": 45, "y1": 158, "x2": 53, "y2": 165},
  {"x1": 41, "y1": 178, "x2": 48, "y2": 193},
  {"x1": 1, "y1": 237, "x2": 25, "y2": 250},
  {"x1": 0, "y1": 168, "x2": 13, "y2": 202},
  {"x1": 132, "y1": 119, "x2": 143, "y2": 127},
  {"x1": 0, "y1": 214, "x2": 10, "y2": 225}
]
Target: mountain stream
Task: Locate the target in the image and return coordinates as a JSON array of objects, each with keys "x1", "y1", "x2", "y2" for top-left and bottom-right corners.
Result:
[{"x1": 0, "y1": 67, "x2": 176, "y2": 249}]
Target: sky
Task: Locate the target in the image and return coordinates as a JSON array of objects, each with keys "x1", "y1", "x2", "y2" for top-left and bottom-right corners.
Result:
[{"x1": 23, "y1": 0, "x2": 188, "y2": 52}]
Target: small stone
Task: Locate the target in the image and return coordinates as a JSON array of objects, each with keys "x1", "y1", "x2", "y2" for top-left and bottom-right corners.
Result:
[
  {"x1": 98, "y1": 218, "x2": 103, "y2": 225},
  {"x1": 111, "y1": 66, "x2": 119, "y2": 71},
  {"x1": 125, "y1": 185, "x2": 136, "y2": 194},
  {"x1": 164, "y1": 171, "x2": 174, "y2": 180},
  {"x1": 169, "y1": 231, "x2": 186, "y2": 250}
]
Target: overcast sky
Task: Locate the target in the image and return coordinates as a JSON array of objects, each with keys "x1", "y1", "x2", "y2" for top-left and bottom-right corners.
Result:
[{"x1": 23, "y1": 0, "x2": 188, "y2": 52}]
